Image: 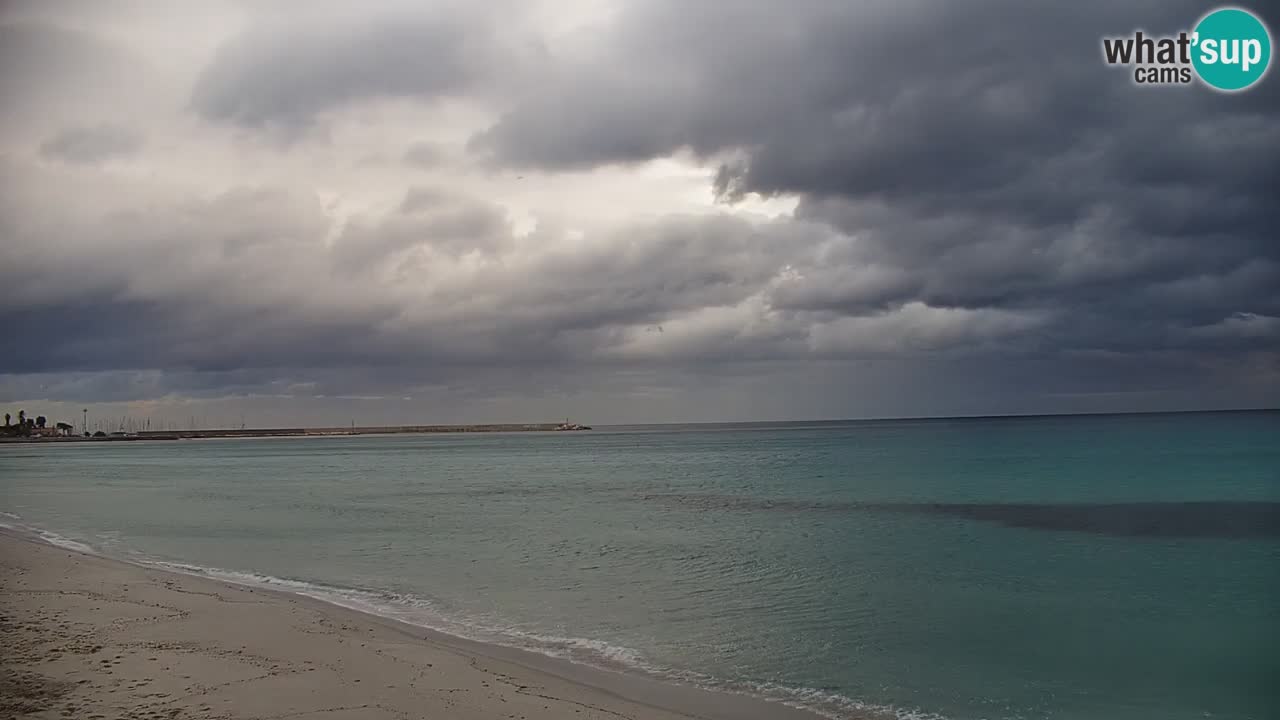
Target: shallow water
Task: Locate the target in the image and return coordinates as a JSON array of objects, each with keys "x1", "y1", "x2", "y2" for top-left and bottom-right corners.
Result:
[{"x1": 2, "y1": 411, "x2": 1277, "y2": 719}]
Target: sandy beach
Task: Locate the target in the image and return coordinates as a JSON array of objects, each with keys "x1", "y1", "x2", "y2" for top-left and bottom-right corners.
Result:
[{"x1": 0, "y1": 531, "x2": 817, "y2": 720}]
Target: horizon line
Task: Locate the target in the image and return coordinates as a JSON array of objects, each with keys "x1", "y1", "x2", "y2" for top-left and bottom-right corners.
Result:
[{"x1": 600, "y1": 406, "x2": 1279, "y2": 427}]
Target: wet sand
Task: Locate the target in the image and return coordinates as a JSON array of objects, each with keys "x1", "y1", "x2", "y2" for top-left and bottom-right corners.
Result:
[{"x1": 0, "y1": 530, "x2": 819, "y2": 720}]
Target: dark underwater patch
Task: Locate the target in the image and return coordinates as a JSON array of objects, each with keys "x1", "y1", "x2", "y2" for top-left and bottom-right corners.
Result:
[
  {"x1": 888, "y1": 501, "x2": 1280, "y2": 539},
  {"x1": 641, "y1": 494, "x2": 1280, "y2": 539}
]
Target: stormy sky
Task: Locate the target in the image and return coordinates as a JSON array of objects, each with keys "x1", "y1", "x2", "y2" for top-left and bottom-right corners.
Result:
[{"x1": 1, "y1": 0, "x2": 1277, "y2": 426}]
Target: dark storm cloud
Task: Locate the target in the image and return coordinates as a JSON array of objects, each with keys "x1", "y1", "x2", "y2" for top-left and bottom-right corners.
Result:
[
  {"x1": 476, "y1": 1, "x2": 1224, "y2": 177},
  {"x1": 3, "y1": 0, "x2": 1277, "y2": 418},
  {"x1": 472, "y1": 0, "x2": 1280, "y2": 371},
  {"x1": 476, "y1": 0, "x2": 1280, "y2": 229},
  {"x1": 40, "y1": 125, "x2": 143, "y2": 164}
]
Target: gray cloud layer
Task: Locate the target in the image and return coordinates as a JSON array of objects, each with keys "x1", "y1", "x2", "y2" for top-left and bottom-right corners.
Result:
[
  {"x1": 189, "y1": 1, "x2": 536, "y2": 133},
  {"x1": 40, "y1": 125, "x2": 144, "y2": 164},
  {"x1": 1, "y1": 0, "x2": 1276, "y2": 422}
]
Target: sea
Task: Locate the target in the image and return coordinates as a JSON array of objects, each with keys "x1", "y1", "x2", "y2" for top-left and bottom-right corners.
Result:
[{"x1": 2, "y1": 411, "x2": 1277, "y2": 720}]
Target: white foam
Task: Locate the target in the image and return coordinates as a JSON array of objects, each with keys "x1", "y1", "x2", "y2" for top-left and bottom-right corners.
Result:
[
  {"x1": 143, "y1": 562, "x2": 646, "y2": 684},
  {"x1": 482, "y1": 627, "x2": 649, "y2": 669},
  {"x1": 112, "y1": 556, "x2": 945, "y2": 720},
  {"x1": 739, "y1": 680, "x2": 950, "y2": 720},
  {"x1": 3, "y1": 518, "x2": 946, "y2": 720},
  {"x1": 0, "y1": 516, "x2": 98, "y2": 554},
  {"x1": 36, "y1": 531, "x2": 96, "y2": 554}
]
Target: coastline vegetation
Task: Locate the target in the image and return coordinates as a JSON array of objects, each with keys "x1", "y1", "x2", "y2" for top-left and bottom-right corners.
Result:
[{"x1": 1, "y1": 409, "x2": 70, "y2": 438}]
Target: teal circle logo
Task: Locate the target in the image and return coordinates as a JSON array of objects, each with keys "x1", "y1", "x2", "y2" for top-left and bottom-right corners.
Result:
[{"x1": 1192, "y1": 7, "x2": 1272, "y2": 91}]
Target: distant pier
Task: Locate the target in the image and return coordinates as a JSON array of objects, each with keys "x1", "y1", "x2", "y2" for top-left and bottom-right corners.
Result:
[{"x1": 0, "y1": 423, "x2": 592, "y2": 443}]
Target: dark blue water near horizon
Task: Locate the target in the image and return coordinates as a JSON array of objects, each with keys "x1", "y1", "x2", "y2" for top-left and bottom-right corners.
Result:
[{"x1": 2, "y1": 410, "x2": 1278, "y2": 719}]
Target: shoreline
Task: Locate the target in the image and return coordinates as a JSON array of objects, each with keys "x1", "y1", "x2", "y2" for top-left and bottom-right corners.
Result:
[
  {"x1": 0, "y1": 423, "x2": 593, "y2": 444},
  {"x1": 0, "y1": 528, "x2": 830, "y2": 720}
]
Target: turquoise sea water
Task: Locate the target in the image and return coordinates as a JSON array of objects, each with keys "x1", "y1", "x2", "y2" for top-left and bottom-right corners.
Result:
[{"x1": 2, "y1": 411, "x2": 1277, "y2": 719}]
